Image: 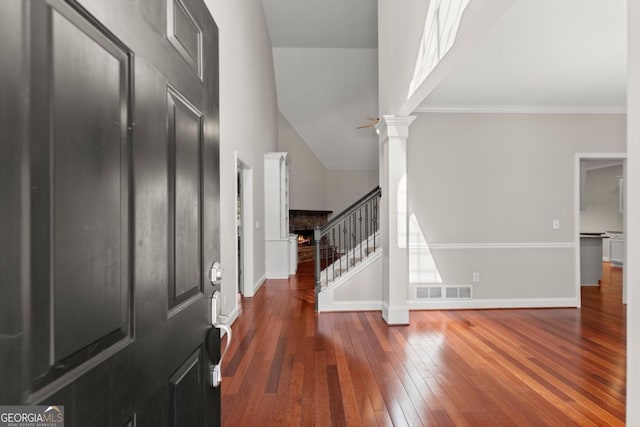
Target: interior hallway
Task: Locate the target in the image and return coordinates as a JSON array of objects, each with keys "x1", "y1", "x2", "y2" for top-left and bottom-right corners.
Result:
[{"x1": 221, "y1": 262, "x2": 626, "y2": 426}]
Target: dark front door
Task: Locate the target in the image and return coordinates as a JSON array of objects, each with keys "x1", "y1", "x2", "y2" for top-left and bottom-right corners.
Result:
[{"x1": 0, "y1": 0, "x2": 220, "y2": 425}]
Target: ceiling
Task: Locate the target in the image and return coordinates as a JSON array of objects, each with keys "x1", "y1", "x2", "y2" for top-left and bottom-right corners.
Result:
[
  {"x1": 263, "y1": 0, "x2": 378, "y2": 48},
  {"x1": 262, "y1": 0, "x2": 627, "y2": 171},
  {"x1": 419, "y1": 0, "x2": 627, "y2": 111},
  {"x1": 263, "y1": 0, "x2": 379, "y2": 171}
]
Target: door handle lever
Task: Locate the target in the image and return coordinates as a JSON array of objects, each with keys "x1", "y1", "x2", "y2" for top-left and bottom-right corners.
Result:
[{"x1": 209, "y1": 290, "x2": 232, "y2": 388}]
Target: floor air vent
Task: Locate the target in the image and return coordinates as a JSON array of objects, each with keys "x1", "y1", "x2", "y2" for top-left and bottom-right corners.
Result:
[{"x1": 416, "y1": 285, "x2": 472, "y2": 300}]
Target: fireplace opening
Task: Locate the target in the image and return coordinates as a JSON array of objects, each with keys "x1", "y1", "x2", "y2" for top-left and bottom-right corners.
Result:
[
  {"x1": 294, "y1": 229, "x2": 314, "y2": 246},
  {"x1": 289, "y1": 210, "x2": 332, "y2": 263}
]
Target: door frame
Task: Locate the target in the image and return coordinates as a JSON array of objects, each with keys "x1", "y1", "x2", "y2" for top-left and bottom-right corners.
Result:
[
  {"x1": 235, "y1": 153, "x2": 254, "y2": 298},
  {"x1": 574, "y1": 152, "x2": 627, "y2": 306}
]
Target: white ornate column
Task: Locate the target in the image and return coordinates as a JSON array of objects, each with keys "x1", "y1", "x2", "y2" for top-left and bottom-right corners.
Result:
[{"x1": 376, "y1": 115, "x2": 415, "y2": 325}]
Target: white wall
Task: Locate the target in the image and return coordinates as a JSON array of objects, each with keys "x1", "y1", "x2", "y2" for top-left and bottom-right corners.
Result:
[
  {"x1": 377, "y1": 0, "x2": 429, "y2": 115},
  {"x1": 580, "y1": 164, "x2": 624, "y2": 233},
  {"x1": 277, "y1": 111, "x2": 328, "y2": 210},
  {"x1": 273, "y1": 47, "x2": 379, "y2": 170},
  {"x1": 204, "y1": 0, "x2": 279, "y2": 316},
  {"x1": 326, "y1": 169, "x2": 379, "y2": 217},
  {"x1": 378, "y1": 0, "x2": 516, "y2": 116},
  {"x1": 277, "y1": 107, "x2": 379, "y2": 215},
  {"x1": 626, "y1": 1, "x2": 640, "y2": 424},
  {"x1": 318, "y1": 253, "x2": 383, "y2": 312},
  {"x1": 408, "y1": 113, "x2": 625, "y2": 304}
]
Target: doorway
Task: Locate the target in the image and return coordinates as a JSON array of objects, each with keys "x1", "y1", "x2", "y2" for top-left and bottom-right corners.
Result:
[
  {"x1": 236, "y1": 155, "x2": 254, "y2": 298},
  {"x1": 575, "y1": 153, "x2": 626, "y2": 305},
  {"x1": 237, "y1": 162, "x2": 244, "y2": 295}
]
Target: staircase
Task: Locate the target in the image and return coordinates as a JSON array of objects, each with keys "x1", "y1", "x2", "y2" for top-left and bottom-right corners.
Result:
[{"x1": 314, "y1": 187, "x2": 381, "y2": 310}]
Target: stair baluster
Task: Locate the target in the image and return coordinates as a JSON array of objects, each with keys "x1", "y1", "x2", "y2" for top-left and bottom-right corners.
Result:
[{"x1": 314, "y1": 186, "x2": 382, "y2": 308}]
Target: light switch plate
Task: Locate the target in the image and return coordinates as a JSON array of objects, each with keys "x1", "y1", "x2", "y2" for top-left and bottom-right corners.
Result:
[{"x1": 553, "y1": 219, "x2": 560, "y2": 229}]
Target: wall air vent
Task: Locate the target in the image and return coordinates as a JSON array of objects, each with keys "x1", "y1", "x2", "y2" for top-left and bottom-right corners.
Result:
[
  {"x1": 416, "y1": 286, "x2": 442, "y2": 299},
  {"x1": 416, "y1": 285, "x2": 472, "y2": 300}
]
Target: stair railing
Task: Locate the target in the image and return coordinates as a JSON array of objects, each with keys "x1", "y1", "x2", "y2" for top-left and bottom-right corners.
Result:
[{"x1": 314, "y1": 186, "x2": 381, "y2": 302}]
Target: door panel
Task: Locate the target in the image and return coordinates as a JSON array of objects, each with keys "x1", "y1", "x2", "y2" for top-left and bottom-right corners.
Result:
[
  {"x1": 168, "y1": 87, "x2": 203, "y2": 308},
  {"x1": 29, "y1": 0, "x2": 133, "y2": 389},
  {"x1": 168, "y1": 0, "x2": 203, "y2": 78},
  {"x1": 0, "y1": 0, "x2": 221, "y2": 425},
  {"x1": 51, "y1": 3, "x2": 131, "y2": 363},
  {"x1": 169, "y1": 347, "x2": 204, "y2": 427},
  {"x1": 0, "y1": 0, "x2": 26, "y2": 405}
]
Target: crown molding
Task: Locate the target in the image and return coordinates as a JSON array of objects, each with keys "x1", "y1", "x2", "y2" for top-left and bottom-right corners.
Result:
[{"x1": 413, "y1": 105, "x2": 627, "y2": 114}]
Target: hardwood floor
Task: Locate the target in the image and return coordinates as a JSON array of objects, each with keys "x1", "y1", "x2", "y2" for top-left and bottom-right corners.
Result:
[{"x1": 221, "y1": 262, "x2": 626, "y2": 426}]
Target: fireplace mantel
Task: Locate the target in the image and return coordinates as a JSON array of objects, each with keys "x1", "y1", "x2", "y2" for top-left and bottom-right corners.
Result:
[
  {"x1": 288, "y1": 210, "x2": 332, "y2": 233},
  {"x1": 289, "y1": 210, "x2": 332, "y2": 262}
]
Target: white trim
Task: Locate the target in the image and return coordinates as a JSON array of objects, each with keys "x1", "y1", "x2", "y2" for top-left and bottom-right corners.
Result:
[
  {"x1": 226, "y1": 306, "x2": 240, "y2": 327},
  {"x1": 234, "y1": 154, "x2": 254, "y2": 299},
  {"x1": 218, "y1": 306, "x2": 240, "y2": 338},
  {"x1": 414, "y1": 105, "x2": 627, "y2": 114},
  {"x1": 321, "y1": 249, "x2": 382, "y2": 291},
  {"x1": 251, "y1": 274, "x2": 266, "y2": 296},
  {"x1": 382, "y1": 302, "x2": 410, "y2": 325},
  {"x1": 584, "y1": 160, "x2": 624, "y2": 171},
  {"x1": 318, "y1": 301, "x2": 383, "y2": 313},
  {"x1": 426, "y1": 242, "x2": 575, "y2": 249},
  {"x1": 408, "y1": 297, "x2": 579, "y2": 310},
  {"x1": 317, "y1": 251, "x2": 383, "y2": 313},
  {"x1": 376, "y1": 115, "x2": 417, "y2": 140}
]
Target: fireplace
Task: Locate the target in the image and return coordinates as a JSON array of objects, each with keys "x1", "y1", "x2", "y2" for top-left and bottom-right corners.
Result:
[
  {"x1": 289, "y1": 210, "x2": 332, "y2": 262},
  {"x1": 294, "y1": 229, "x2": 314, "y2": 246}
]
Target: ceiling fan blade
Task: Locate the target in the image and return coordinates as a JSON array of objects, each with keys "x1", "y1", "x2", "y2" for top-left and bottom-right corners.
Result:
[{"x1": 357, "y1": 124, "x2": 374, "y2": 129}]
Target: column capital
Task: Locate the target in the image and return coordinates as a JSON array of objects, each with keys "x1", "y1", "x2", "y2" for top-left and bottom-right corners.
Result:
[{"x1": 376, "y1": 115, "x2": 416, "y2": 140}]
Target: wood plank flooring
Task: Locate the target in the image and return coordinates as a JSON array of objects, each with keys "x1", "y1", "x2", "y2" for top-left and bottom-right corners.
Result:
[{"x1": 221, "y1": 262, "x2": 626, "y2": 426}]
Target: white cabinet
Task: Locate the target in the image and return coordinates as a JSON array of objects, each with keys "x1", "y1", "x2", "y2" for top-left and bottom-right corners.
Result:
[
  {"x1": 602, "y1": 237, "x2": 610, "y2": 261},
  {"x1": 265, "y1": 152, "x2": 291, "y2": 278},
  {"x1": 289, "y1": 234, "x2": 298, "y2": 275},
  {"x1": 608, "y1": 232, "x2": 624, "y2": 266}
]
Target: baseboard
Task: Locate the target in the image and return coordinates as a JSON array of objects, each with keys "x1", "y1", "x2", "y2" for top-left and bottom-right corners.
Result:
[
  {"x1": 408, "y1": 297, "x2": 579, "y2": 310},
  {"x1": 226, "y1": 306, "x2": 240, "y2": 327},
  {"x1": 321, "y1": 298, "x2": 579, "y2": 314},
  {"x1": 318, "y1": 300, "x2": 382, "y2": 312},
  {"x1": 252, "y1": 274, "x2": 266, "y2": 294},
  {"x1": 382, "y1": 302, "x2": 410, "y2": 325}
]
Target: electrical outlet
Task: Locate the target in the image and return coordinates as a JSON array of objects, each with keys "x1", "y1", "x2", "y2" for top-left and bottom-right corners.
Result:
[
  {"x1": 472, "y1": 272, "x2": 480, "y2": 283},
  {"x1": 552, "y1": 219, "x2": 560, "y2": 229}
]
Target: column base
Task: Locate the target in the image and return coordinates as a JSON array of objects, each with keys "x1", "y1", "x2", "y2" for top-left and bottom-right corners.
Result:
[{"x1": 382, "y1": 303, "x2": 410, "y2": 325}]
